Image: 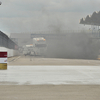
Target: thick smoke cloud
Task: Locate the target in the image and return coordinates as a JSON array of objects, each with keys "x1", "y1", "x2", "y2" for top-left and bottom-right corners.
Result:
[
  {"x1": 45, "y1": 32, "x2": 100, "y2": 59},
  {"x1": 40, "y1": 8, "x2": 100, "y2": 60}
]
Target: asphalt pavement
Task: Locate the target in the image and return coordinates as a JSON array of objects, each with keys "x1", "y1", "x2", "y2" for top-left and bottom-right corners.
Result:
[{"x1": 0, "y1": 56, "x2": 100, "y2": 100}]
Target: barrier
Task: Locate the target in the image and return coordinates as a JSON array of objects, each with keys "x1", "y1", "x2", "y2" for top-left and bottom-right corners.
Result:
[
  {"x1": 8, "y1": 49, "x2": 19, "y2": 57},
  {"x1": 0, "y1": 47, "x2": 7, "y2": 70}
]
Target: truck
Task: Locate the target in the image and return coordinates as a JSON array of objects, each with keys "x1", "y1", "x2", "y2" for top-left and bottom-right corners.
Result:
[
  {"x1": 23, "y1": 45, "x2": 34, "y2": 56},
  {"x1": 32, "y1": 37, "x2": 47, "y2": 56},
  {"x1": 22, "y1": 37, "x2": 47, "y2": 56}
]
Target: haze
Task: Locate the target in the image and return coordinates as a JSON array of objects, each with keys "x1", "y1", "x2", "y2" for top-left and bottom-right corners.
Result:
[{"x1": 0, "y1": 0, "x2": 100, "y2": 33}]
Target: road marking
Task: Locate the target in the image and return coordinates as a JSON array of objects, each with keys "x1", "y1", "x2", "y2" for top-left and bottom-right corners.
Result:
[{"x1": 8, "y1": 56, "x2": 21, "y2": 62}]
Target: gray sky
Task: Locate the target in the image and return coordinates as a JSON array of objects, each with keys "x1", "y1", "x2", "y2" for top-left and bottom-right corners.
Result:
[{"x1": 0, "y1": 0, "x2": 100, "y2": 34}]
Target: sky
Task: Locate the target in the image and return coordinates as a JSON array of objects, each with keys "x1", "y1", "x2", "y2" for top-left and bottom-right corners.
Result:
[{"x1": 0, "y1": 0, "x2": 100, "y2": 35}]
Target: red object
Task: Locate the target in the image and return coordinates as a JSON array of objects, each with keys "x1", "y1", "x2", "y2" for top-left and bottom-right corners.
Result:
[{"x1": 0, "y1": 52, "x2": 7, "y2": 58}]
